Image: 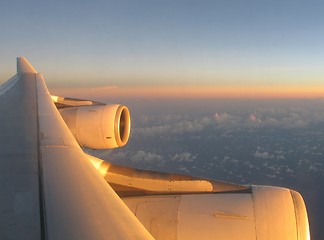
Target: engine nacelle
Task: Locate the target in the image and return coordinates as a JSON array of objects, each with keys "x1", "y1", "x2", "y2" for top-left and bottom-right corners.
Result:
[
  {"x1": 123, "y1": 186, "x2": 310, "y2": 240},
  {"x1": 59, "y1": 104, "x2": 131, "y2": 149}
]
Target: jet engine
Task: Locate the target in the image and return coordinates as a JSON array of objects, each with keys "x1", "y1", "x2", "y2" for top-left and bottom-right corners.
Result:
[
  {"x1": 123, "y1": 186, "x2": 310, "y2": 240},
  {"x1": 59, "y1": 104, "x2": 131, "y2": 149},
  {"x1": 87, "y1": 153, "x2": 310, "y2": 240}
]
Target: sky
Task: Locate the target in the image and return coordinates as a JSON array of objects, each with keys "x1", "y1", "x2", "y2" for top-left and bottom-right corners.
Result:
[{"x1": 1, "y1": 0, "x2": 324, "y2": 98}]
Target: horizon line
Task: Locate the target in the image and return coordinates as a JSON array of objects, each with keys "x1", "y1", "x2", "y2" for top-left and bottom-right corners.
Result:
[{"x1": 50, "y1": 85, "x2": 324, "y2": 100}]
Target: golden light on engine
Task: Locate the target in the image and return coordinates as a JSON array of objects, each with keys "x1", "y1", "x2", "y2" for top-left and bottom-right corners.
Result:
[
  {"x1": 115, "y1": 105, "x2": 131, "y2": 147},
  {"x1": 59, "y1": 104, "x2": 131, "y2": 149}
]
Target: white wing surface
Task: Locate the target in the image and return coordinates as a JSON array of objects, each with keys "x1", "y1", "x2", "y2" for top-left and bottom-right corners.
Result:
[{"x1": 0, "y1": 57, "x2": 154, "y2": 240}]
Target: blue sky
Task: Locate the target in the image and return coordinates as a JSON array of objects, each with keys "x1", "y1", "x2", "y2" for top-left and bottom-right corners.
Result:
[{"x1": 1, "y1": 0, "x2": 324, "y2": 97}]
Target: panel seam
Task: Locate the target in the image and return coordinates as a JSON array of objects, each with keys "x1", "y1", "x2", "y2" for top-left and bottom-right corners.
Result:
[
  {"x1": 35, "y1": 74, "x2": 48, "y2": 240},
  {"x1": 251, "y1": 186, "x2": 258, "y2": 240}
]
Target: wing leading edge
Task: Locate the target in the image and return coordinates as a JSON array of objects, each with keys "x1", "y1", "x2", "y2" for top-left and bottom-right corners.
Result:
[{"x1": 0, "y1": 58, "x2": 154, "y2": 239}]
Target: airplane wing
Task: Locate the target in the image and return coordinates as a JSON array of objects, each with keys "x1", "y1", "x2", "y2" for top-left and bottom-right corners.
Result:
[
  {"x1": 0, "y1": 58, "x2": 154, "y2": 239},
  {"x1": 0, "y1": 57, "x2": 310, "y2": 240}
]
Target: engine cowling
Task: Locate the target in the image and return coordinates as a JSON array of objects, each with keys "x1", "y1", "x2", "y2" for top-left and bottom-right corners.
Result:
[
  {"x1": 123, "y1": 186, "x2": 310, "y2": 240},
  {"x1": 59, "y1": 104, "x2": 131, "y2": 149}
]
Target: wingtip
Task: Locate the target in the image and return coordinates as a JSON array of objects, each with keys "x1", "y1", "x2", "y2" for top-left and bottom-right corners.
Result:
[{"x1": 17, "y1": 57, "x2": 37, "y2": 74}]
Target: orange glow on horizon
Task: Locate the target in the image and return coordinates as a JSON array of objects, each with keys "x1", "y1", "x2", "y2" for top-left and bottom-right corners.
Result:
[{"x1": 51, "y1": 85, "x2": 324, "y2": 100}]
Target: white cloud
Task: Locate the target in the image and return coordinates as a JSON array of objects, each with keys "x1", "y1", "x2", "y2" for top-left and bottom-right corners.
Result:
[
  {"x1": 131, "y1": 150, "x2": 163, "y2": 163},
  {"x1": 276, "y1": 155, "x2": 286, "y2": 160},
  {"x1": 286, "y1": 168, "x2": 294, "y2": 173},
  {"x1": 134, "y1": 117, "x2": 212, "y2": 137},
  {"x1": 171, "y1": 152, "x2": 196, "y2": 162},
  {"x1": 178, "y1": 165, "x2": 190, "y2": 173},
  {"x1": 243, "y1": 107, "x2": 324, "y2": 128},
  {"x1": 133, "y1": 103, "x2": 324, "y2": 140},
  {"x1": 309, "y1": 165, "x2": 322, "y2": 173},
  {"x1": 248, "y1": 114, "x2": 262, "y2": 123},
  {"x1": 213, "y1": 107, "x2": 318, "y2": 129},
  {"x1": 266, "y1": 174, "x2": 277, "y2": 179},
  {"x1": 214, "y1": 112, "x2": 241, "y2": 127},
  {"x1": 254, "y1": 150, "x2": 273, "y2": 159}
]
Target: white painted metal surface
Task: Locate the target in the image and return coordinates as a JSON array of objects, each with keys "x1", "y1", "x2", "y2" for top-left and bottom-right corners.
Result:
[
  {"x1": 86, "y1": 153, "x2": 246, "y2": 195},
  {"x1": 252, "y1": 186, "x2": 310, "y2": 240},
  {"x1": 123, "y1": 186, "x2": 310, "y2": 240},
  {"x1": 124, "y1": 194, "x2": 255, "y2": 240},
  {"x1": 0, "y1": 66, "x2": 40, "y2": 239},
  {"x1": 0, "y1": 58, "x2": 154, "y2": 240},
  {"x1": 59, "y1": 104, "x2": 131, "y2": 149}
]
